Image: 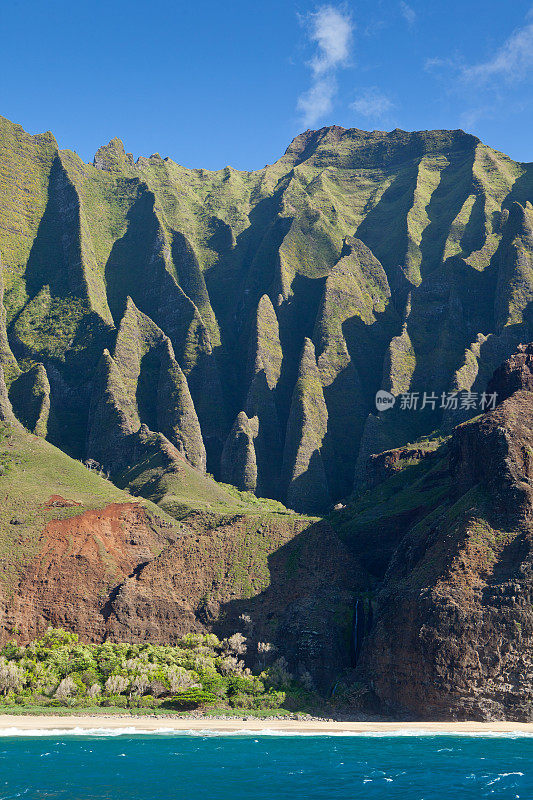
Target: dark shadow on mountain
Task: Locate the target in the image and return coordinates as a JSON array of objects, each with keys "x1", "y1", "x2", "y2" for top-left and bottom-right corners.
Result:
[
  {"x1": 355, "y1": 166, "x2": 419, "y2": 286},
  {"x1": 418, "y1": 148, "x2": 477, "y2": 278},
  {"x1": 210, "y1": 518, "x2": 369, "y2": 693}
]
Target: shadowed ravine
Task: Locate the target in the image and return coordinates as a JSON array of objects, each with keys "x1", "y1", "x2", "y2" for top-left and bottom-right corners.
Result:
[{"x1": 1, "y1": 116, "x2": 533, "y2": 719}]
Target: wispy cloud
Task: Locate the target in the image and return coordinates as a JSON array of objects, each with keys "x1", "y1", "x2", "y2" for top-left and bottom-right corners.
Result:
[
  {"x1": 424, "y1": 9, "x2": 533, "y2": 131},
  {"x1": 399, "y1": 2, "x2": 416, "y2": 27},
  {"x1": 297, "y1": 5, "x2": 354, "y2": 127},
  {"x1": 462, "y1": 19, "x2": 533, "y2": 83},
  {"x1": 351, "y1": 88, "x2": 394, "y2": 122}
]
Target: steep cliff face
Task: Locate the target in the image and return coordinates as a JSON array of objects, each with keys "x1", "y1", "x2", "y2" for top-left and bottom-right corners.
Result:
[
  {"x1": 1, "y1": 116, "x2": 532, "y2": 512},
  {"x1": 3, "y1": 116, "x2": 533, "y2": 716},
  {"x1": 0, "y1": 422, "x2": 363, "y2": 688},
  {"x1": 347, "y1": 349, "x2": 533, "y2": 720}
]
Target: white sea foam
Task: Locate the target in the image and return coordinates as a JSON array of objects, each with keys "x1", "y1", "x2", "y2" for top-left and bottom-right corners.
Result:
[{"x1": 0, "y1": 726, "x2": 532, "y2": 738}]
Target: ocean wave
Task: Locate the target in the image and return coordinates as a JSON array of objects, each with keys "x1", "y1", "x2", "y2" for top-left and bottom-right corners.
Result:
[{"x1": 0, "y1": 726, "x2": 532, "y2": 738}]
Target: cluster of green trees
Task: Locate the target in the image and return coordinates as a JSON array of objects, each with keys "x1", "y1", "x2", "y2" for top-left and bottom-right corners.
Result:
[{"x1": 0, "y1": 628, "x2": 297, "y2": 711}]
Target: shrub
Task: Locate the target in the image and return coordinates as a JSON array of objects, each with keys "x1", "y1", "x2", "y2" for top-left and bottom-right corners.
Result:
[
  {"x1": 131, "y1": 695, "x2": 157, "y2": 708},
  {"x1": 162, "y1": 690, "x2": 217, "y2": 710},
  {"x1": 263, "y1": 657, "x2": 292, "y2": 689},
  {"x1": 227, "y1": 675, "x2": 264, "y2": 696},
  {"x1": 40, "y1": 628, "x2": 79, "y2": 648},
  {"x1": 256, "y1": 642, "x2": 277, "y2": 670},
  {"x1": 130, "y1": 674, "x2": 149, "y2": 696},
  {"x1": 100, "y1": 694, "x2": 128, "y2": 708},
  {"x1": 223, "y1": 633, "x2": 247, "y2": 656},
  {"x1": 218, "y1": 655, "x2": 243, "y2": 676},
  {"x1": 253, "y1": 690, "x2": 285, "y2": 709},
  {"x1": 80, "y1": 668, "x2": 100, "y2": 688}
]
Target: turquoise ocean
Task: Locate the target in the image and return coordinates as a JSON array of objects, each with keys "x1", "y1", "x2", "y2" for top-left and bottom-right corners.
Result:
[{"x1": 1, "y1": 731, "x2": 532, "y2": 799}]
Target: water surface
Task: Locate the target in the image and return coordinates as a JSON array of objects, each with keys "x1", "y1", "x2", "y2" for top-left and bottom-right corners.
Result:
[{"x1": 1, "y1": 732, "x2": 532, "y2": 799}]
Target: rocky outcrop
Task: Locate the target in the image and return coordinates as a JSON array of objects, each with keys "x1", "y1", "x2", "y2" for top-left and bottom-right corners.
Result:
[
  {"x1": 221, "y1": 411, "x2": 258, "y2": 492},
  {"x1": 245, "y1": 371, "x2": 283, "y2": 498},
  {"x1": 86, "y1": 349, "x2": 137, "y2": 471},
  {"x1": 9, "y1": 364, "x2": 51, "y2": 436},
  {"x1": 357, "y1": 373, "x2": 533, "y2": 720},
  {"x1": 361, "y1": 440, "x2": 441, "y2": 491},
  {"x1": 282, "y1": 338, "x2": 330, "y2": 513},
  {"x1": 87, "y1": 298, "x2": 206, "y2": 472},
  {"x1": 487, "y1": 342, "x2": 533, "y2": 403},
  {"x1": 0, "y1": 365, "x2": 18, "y2": 425},
  {"x1": 247, "y1": 294, "x2": 283, "y2": 388}
]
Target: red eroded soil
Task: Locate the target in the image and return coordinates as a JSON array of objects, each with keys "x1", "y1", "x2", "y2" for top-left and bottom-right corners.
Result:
[
  {"x1": 0, "y1": 503, "x2": 177, "y2": 643},
  {"x1": 44, "y1": 495, "x2": 82, "y2": 508}
]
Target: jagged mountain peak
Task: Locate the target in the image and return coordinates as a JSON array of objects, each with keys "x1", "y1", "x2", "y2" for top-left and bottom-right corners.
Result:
[
  {"x1": 0, "y1": 112, "x2": 532, "y2": 513},
  {"x1": 93, "y1": 136, "x2": 134, "y2": 172}
]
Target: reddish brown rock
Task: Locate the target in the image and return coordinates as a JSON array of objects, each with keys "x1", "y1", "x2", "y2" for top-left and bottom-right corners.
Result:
[
  {"x1": 358, "y1": 390, "x2": 533, "y2": 720},
  {"x1": 487, "y1": 342, "x2": 533, "y2": 404},
  {"x1": 0, "y1": 503, "x2": 178, "y2": 643}
]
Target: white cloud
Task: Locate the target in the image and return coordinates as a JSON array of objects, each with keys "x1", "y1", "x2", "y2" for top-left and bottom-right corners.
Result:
[
  {"x1": 462, "y1": 19, "x2": 533, "y2": 83},
  {"x1": 297, "y1": 77, "x2": 337, "y2": 126},
  {"x1": 351, "y1": 88, "x2": 394, "y2": 120},
  {"x1": 424, "y1": 55, "x2": 460, "y2": 72},
  {"x1": 399, "y1": 2, "x2": 416, "y2": 26},
  {"x1": 423, "y1": 10, "x2": 533, "y2": 134},
  {"x1": 297, "y1": 5, "x2": 354, "y2": 127}
]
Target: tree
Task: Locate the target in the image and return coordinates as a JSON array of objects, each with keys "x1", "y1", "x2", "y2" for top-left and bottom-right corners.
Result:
[
  {"x1": 104, "y1": 675, "x2": 129, "y2": 695},
  {"x1": 55, "y1": 676, "x2": 77, "y2": 699},
  {"x1": 0, "y1": 657, "x2": 24, "y2": 695}
]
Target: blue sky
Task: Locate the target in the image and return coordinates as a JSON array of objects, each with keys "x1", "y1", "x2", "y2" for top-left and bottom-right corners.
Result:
[{"x1": 1, "y1": 0, "x2": 532, "y2": 169}]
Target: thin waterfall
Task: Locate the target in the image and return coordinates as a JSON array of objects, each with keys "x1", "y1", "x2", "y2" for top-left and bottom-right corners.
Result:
[{"x1": 352, "y1": 598, "x2": 366, "y2": 666}]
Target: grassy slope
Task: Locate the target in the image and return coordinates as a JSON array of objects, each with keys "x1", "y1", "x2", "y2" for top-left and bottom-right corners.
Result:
[
  {"x1": 0, "y1": 423, "x2": 177, "y2": 592},
  {"x1": 115, "y1": 439, "x2": 302, "y2": 521}
]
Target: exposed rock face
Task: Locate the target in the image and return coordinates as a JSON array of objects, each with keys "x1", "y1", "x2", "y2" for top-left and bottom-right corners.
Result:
[
  {"x1": 105, "y1": 512, "x2": 362, "y2": 688},
  {"x1": 357, "y1": 382, "x2": 533, "y2": 720},
  {"x1": 1, "y1": 503, "x2": 178, "y2": 643},
  {"x1": 487, "y1": 342, "x2": 533, "y2": 403}
]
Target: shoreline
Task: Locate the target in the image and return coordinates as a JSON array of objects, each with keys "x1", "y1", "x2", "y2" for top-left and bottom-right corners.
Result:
[{"x1": 0, "y1": 715, "x2": 531, "y2": 735}]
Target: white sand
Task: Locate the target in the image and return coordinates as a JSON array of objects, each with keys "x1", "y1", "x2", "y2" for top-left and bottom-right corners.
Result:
[{"x1": 0, "y1": 715, "x2": 531, "y2": 735}]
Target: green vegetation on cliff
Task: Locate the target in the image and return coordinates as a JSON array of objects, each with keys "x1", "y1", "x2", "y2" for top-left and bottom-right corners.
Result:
[{"x1": 1, "y1": 115, "x2": 533, "y2": 514}]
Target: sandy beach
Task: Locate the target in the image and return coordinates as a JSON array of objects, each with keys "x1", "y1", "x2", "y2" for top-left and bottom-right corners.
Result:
[{"x1": 0, "y1": 715, "x2": 531, "y2": 735}]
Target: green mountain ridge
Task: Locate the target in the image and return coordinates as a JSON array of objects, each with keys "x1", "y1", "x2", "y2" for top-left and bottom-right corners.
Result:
[{"x1": 1, "y1": 115, "x2": 533, "y2": 512}]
